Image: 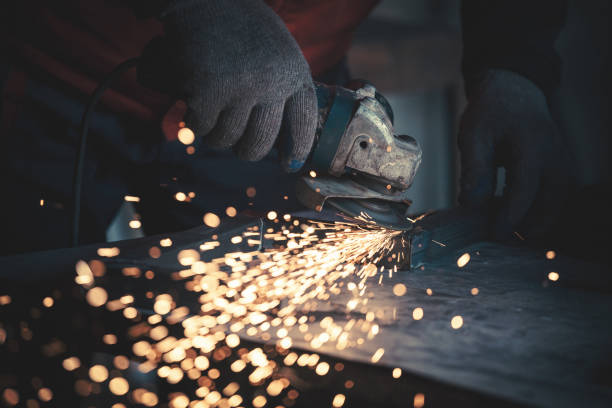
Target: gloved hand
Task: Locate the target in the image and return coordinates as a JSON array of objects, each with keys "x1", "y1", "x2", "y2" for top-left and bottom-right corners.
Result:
[
  {"x1": 138, "y1": 0, "x2": 317, "y2": 171},
  {"x1": 458, "y1": 69, "x2": 572, "y2": 240}
]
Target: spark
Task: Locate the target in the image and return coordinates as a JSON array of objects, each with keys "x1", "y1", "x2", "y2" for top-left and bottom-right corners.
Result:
[
  {"x1": 129, "y1": 220, "x2": 142, "y2": 229},
  {"x1": 309, "y1": 170, "x2": 317, "y2": 178},
  {"x1": 406, "y1": 213, "x2": 428, "y2": 223},
  {"x1": 392, "y1": 367, "x2": 402, "y2": 378},
  {"x1": 226, "y1": 206, "x2": 237, "y2": 217},
  {"x1": 85, "y1": 287, "x2": 108, "y2": 307},
  {"x1": 177, "y1": 127, "x2": 195, "y2": 145},
  {"x1": 97, "y1": 247, "x2": 120, "y2": 257},
  {"x1": 393, "y1": 283, "x2": 407, "y2": 296},
  {"x1": 412, "y1": 307, "x2": 424, "y2": 320},
  {"x1": 37, "y1": 388, "x2": 53, "y2": 402},
  {"x1": 432, "y1": 239, "x2": 446, "y2": 247},
  {"x1": 451, "y1": 315, "x2": 463, "y2": 329},
  {"x1": 203, "y1": 212, "x2": 221, "y2": 228},
  {"x1": 332, "y1": 393, "x2": 346, "y2": 407},
  {"x1": 546, "y1": 250, "x2": 556, "y2": 260},
  {"x1": 457, "y1": 253, "x2": 471, "y2": 268},
  {"x1": 60, "y1": 215, "x2": 413, "y2": 405},
  {"x1": 246, "y1": 187, "x2": 256, "y2": 198},
  {"x1": 371, "y1": 348, "x2": 385, "y2": 363},
  {"x1": 124, "y1": 195, "x2": 140, "y2": 202},
  {"x1": 89, "y1": 365, "x2": 109, "y2": 382},
  {"x1": 414, "y1": 393, "x2": 425, "y2": 408},
  {"x1": 471, "y1": 287, "x2": 479, "y2": 295},
  {"x1": 548, "y1": 272, "x2": 559, "y2": 281}
]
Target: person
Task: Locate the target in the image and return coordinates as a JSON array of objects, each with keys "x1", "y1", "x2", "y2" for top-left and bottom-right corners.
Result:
[{"x1": 0, "y1": 0, "x2": 568, "y2": 255}]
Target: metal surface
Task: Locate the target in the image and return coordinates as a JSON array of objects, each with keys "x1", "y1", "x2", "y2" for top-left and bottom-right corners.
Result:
[{"x1": 2, "y1": 213, "x2": 611, "y2": 407}]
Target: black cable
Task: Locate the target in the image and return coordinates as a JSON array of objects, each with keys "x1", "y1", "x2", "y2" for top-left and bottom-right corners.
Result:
[{"x1": 71, "y1": 57, "x2": 140, "y2": 247}]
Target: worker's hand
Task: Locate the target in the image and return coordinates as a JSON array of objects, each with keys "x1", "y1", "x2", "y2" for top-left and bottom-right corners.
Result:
[
  {"x1": 138, "y1": 0, "x2": 317, "y2": 172},
  {"x1": 458, "y1": 70, "x2": 572, "y2": 240}
]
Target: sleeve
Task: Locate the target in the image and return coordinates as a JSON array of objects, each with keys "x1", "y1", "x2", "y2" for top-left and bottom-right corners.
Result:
[{"x1": 461, "y1": 0, "x2": 567, "y2": 99}]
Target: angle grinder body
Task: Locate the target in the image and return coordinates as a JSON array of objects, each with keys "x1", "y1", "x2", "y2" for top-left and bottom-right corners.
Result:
[{"x1": 296, "y1": 82, "x2": 422, "y2": 230}]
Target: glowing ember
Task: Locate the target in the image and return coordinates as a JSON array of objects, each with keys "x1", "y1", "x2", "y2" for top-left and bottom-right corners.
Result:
[
  {"x1": 226, "y1": 206, "x2": 237, "y2": 217},
  {"x1": 177, "y1": 127, "x2": 195, "y2": 145},
  {"x1": 451, "y1": 315, "x2": 463, "y2": 329},
  {"x1": 414, "y1": 393, "x2": 425, "y2": 408},
  {"x1": 85, "y1": 287, "x2": 108, "y2": 307},
  {"x1": 160, "y1": 238, "x2": 173, "y2": 247},
  {"x1": 97, "y1": 247, "x2": 120, "y2": 257},
  {"x1": 546, "y1": 250, "x2": 556, "y2": 260},
  {"x1": 252, "y1": 395, "x2": 267, "y2": 407},
  {"x1": 62, "y1": 357, "x2": 81, "y2": 371},
  {"x1": 371, "y1": 348, "x2": 385, "y2": 363},
  {"x1": 392, "y1": 367, "x2": 402, "y2": 378},
  {"x1": 37, "y1": 388, "x2": 53, "y2": 402},
  {"x1": 309, "y1": 170, "x2": 317, "y2": 178},
  {"x1": 178, "y1": 249, "x2": 199, "y2": 266},
  {"x1": 457, "y1": 253, "x2": 471, "y2": 268},
  {"x1": 124, "y1": 195, "x2": 140, "y2": 202},
  {"x1": 42, "y1": 296, "x2": 54, "y2": 307},
  {"x1": 2, "y1": 389, "x2": 19, "y2": 406},
  {"x1": 332, "y1": 393, "x2": 346, "y2": 407},
  {"x1": 89, "y1": 365, "x2": 109, "y2": 382},
  {"x1": 315, "y1": 361, "x2": 330, "y2": 376},
  {"x1": 548, "y1": 272, "x2": 559, "y2": 281},
  {"x1": 412, "y1": 307, "x2": 423, "y2": 320},
  {"x1": 203, "y1": 212, "x2": 221, "y2": 228},
  {"x1": 246, "y1": 187, "x2": 256, "y2": 198},
  {"x1": 109, "y1": 377, "x2": 129, "y2": 395},
  {"x1": 103, "y1": 334, "x2": 117, "y2": 345},
  {"x1": 129, "y1": 220, "x2": 142, "y2": 229},
  {"x1": 471, "y1": 287, "x2": 479, "y2": 295},
  {"x1": 393, "y1": 283, "x2": 407, "y2": 296}
]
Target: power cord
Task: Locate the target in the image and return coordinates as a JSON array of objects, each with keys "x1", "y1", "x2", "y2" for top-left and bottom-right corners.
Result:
[{"x1": 71, "y1": 58, "x2": 140, "y2": 247}]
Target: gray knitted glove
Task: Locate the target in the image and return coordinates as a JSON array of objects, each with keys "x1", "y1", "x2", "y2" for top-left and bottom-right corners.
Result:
[
  {"x1": 458, "y1": 70, "x2": 572, "y2": 240},
  {"x1": 139, "y1": 0, "x2": 317, "y2": 171}
]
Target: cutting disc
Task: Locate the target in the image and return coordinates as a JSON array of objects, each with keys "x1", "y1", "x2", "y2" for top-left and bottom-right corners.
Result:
[{"x1": 326, "y1": 197, "x2": 413, "y2": 231}]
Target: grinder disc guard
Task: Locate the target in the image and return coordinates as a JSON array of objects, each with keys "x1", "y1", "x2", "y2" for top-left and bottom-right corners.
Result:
[
  {"x1": 295, "y1": 175, "x2": 414, "y2": 231},
  {"x1": 326, "y1": 197, "x2": 413, "y2": 231}
]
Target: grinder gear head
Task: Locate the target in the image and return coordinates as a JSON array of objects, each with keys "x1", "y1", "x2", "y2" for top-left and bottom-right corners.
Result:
[{"x1": 296, "y1": 82, "x2": 422, "y2": 230}]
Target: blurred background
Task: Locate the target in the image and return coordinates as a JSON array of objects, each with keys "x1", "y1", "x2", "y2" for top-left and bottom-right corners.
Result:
[{"x1": 346, "y1": 0, "x2": 610, "y2": 214}]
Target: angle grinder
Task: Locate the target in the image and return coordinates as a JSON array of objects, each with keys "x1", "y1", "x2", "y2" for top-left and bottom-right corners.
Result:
[
  {"x1": 73, "y1": 60, "x2": 421, "y2": 245},
  {"x1": 297, "y1": 81, "x2": 422, "y2": 230}
]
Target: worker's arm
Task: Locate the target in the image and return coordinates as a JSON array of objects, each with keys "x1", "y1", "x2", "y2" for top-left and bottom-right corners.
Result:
[
  {"x1": 131, "y1": 0, "x2": 318, "y2": 172},
  {"x1": 458, "y1": 0, "x2": 572, "y2": 240}
]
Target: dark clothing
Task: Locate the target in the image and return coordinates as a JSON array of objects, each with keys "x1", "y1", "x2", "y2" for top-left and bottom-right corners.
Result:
[{"x1": 461, "y1": 0, "x2": 567, "y2": 100}]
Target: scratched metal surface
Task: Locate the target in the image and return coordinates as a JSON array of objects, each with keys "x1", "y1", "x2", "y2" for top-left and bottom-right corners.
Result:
[
  {"x1": 279, "y1": 242, "x2": 612, "y2": 408},
  {"x1": 2, "y1": 217, "x2": 611, "y2": 407}
]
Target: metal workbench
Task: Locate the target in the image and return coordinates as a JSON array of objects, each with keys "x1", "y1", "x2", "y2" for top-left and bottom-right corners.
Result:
[{"x1": 1, "y1": 213, "x2": 611, "y2": 407}]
